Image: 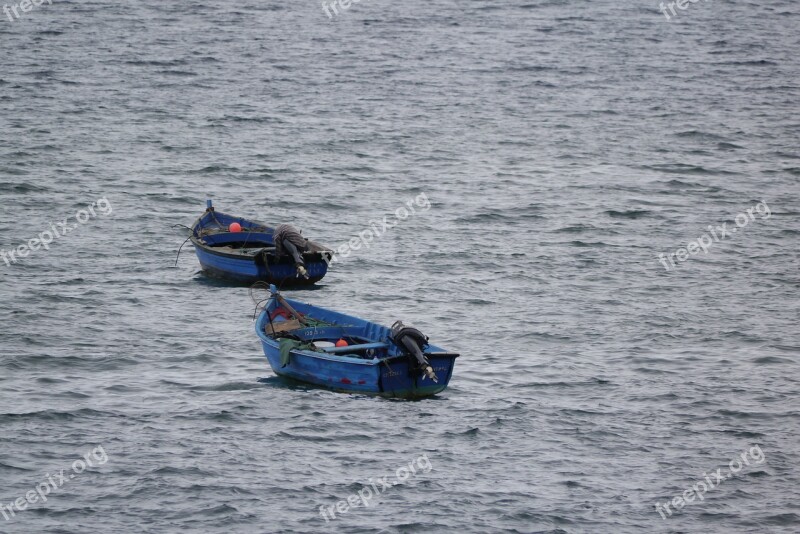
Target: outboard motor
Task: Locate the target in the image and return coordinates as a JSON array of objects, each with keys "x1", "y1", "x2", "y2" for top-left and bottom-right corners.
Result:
[{"x1": 390, "y1": 321, "x2": 438, "y2": 383}]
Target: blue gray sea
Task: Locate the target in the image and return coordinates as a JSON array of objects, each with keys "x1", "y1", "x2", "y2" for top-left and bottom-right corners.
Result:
[{"x1": 1, "y1": 1, "x2": 799, "y2": 532}]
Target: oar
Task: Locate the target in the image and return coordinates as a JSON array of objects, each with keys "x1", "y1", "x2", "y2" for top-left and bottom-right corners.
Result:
[{"x1": 275, "y1": 293, "x2": 309, "y2": 326}]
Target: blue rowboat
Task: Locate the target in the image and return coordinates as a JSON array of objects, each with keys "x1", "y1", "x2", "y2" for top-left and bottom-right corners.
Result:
[
  {"x1": 189, "y1": 200, "x2": 333, "y2": 286},
  {"x1": 254, "y1": 285, "x2": 459, "y2": 399}
]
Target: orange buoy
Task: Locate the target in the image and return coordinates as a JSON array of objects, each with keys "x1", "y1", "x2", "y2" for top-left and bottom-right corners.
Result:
[
  {"x1": 229, "y1": 222, "x2": 242, "y2": 233},
  {"x1": 335, "y1": 339, "x2": 348, "y2": 348}
]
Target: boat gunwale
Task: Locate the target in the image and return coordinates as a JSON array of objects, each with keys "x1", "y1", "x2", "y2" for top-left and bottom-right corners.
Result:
[
  {"x1": 190, "y1": 209, "x2": 333, "y2": 260},
  {"x1": 191, "y1": 236, "x2": 331, "y2": 260}
]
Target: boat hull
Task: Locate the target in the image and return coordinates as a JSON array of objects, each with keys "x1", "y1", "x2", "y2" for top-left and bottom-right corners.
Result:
[
  {"x1": 188, "y1": 202, "x2": 332, "y2": 286},
  {"x1": 260, "y1": 340, "x2": 456, "y2": 399},
  {"x1": 255, "y1": 296, "x2": 458, "y2": 399}
]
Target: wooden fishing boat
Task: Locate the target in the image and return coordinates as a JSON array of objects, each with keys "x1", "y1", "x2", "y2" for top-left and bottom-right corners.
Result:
[
  {"x1": 189, "y1": 201, "x2": 333, "y2": 285},
  {"x1": 254, "y1": 285, "x2": 459, "y2": 399}
]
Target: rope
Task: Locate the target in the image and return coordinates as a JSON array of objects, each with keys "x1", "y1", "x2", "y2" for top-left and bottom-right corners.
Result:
[{"x1": 174, "y1": 236, "x2": 193, "y2": 267}]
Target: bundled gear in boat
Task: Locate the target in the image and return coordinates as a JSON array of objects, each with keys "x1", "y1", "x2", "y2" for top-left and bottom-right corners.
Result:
[
  {"x1": 390, "y1": 321, "x2": 438, "y2": 383},
  {"x1": 272, "y1": 223, "x2": 309, "y2": 278},
  {"x1": 278, "y1": 338, "x2": 314, "y2": 367}
]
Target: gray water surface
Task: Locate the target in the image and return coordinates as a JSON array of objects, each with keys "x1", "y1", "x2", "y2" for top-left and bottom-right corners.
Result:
[{"x1": 1, "y1": 1, "x2": 799, "y2": 532}]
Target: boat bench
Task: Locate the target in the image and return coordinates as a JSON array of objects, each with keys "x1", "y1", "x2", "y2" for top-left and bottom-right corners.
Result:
[
  {"x1": 321, "y1": 342, "x2": 389, "y2": 354},
  {"x1": 291, "y1": 326, "x2": 363, "y2": 340}
]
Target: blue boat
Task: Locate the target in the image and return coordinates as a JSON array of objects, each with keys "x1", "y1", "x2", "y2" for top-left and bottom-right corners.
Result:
[
  {"x1": 254, "y1": 285, "x2": 459, "y2": 399},
  {"x1": 189, "y1": 201, "x2": 333, "y2": 285}
]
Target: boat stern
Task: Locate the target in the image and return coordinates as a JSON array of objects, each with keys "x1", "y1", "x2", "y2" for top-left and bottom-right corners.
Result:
[{"x1": 379, "y1": 352, "x2": 458, "y2": 399}]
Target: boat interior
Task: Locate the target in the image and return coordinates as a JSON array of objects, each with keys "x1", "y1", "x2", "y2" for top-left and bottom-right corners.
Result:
[
  {"x1": 195, "y1": 224, "x2": 330, "y2": 256},
  {"x1": 266, "y1": 308, "x2": 392, "y2": 359},
  {"x1": 199, "y1": 231, "x2": 275, "y2": 253}
]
